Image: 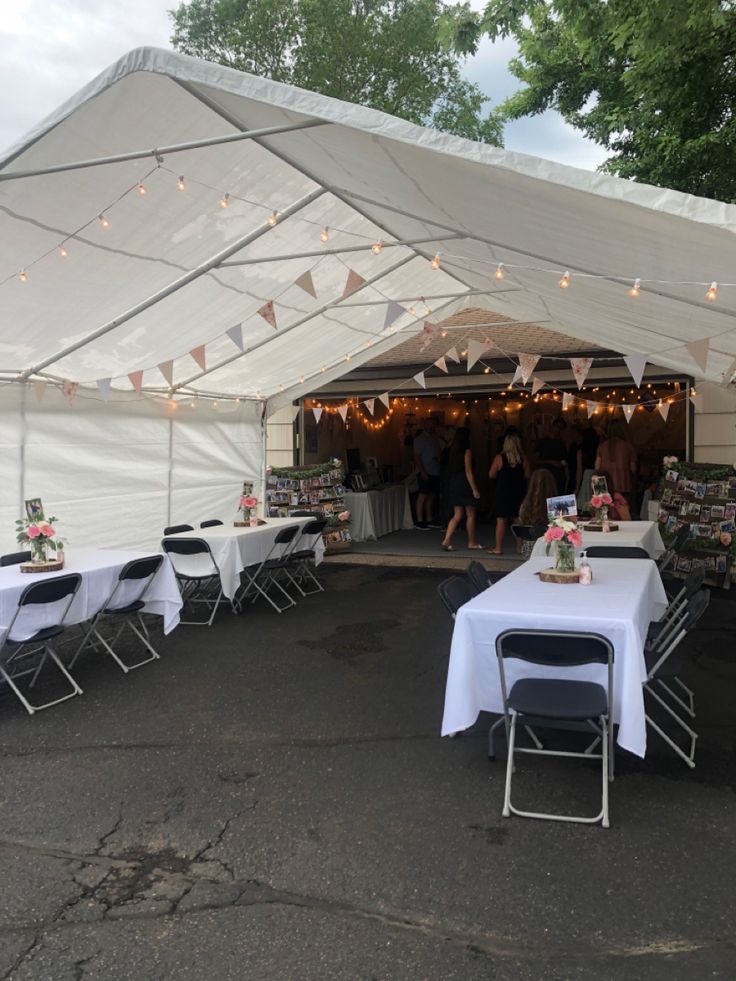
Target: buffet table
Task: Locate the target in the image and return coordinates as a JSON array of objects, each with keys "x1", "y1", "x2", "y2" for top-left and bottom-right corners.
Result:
[{"x1": 343, "y1": 486, "x2": 414, "y2": 542}]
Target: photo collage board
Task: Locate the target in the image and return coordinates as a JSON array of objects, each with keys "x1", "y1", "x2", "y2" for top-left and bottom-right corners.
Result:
[
  {"x1": 265, "y1": 465, "x2": 349, "y2": 544},
  {"x1": 657, "y1": 463, "x2": 736, "y2": 588}
]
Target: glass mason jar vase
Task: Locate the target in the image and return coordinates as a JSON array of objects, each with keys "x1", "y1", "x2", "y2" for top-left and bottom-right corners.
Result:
[
  {"x1": 555, "y1": 540, "x2": 576, "y2": 573},
  {"x1": 30, "y1": 538, "x2": 48, "y2": 563}
]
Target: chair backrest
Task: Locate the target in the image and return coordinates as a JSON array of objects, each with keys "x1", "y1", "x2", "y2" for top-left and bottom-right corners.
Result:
[
  {"x1": 511, "y1": 523, "x2": 547, "y2": 542},
  {"x1": 496, "y1": 628, "x2": 614, "y2": 667},
  {"x1": 685, "y1": 588, "x2": 710, "y2": 631},
  {"x1": 291, "y1": 510, "x2": 315, "y2": 517},
  {"x1": 18, "y1": 572, "x2": 82, "y2": 607},
  {"x1": 585, "y1": 546, "x2": 649, "y2": 559},
  {"x1": 162, "y1": 537, "x2": 210, "y2": 556},
  {"x1": 671, "y1": 523, "x2": 691, "y2": 553},
  {"x1": 437, "y1": 576, "x2": 475, "y2": 619},
  {"x1": 466, "y1": 560, "x2": 490, "y2": 595},
  {"x1": 683, "y1": 564, "x2": 706, "y2": 600},
  {"x1": 302, "y1": 518, "x2": 327, "y2": 536},
  {"x1": 163, "y1": 524, "x2": 194, "y2": 535},
  {"x1": 0, "y1": 550, "x2": 32, "y2": 567},
  {"x1": 200, "y1": 519, "x2": 224, "y2": 528},
  {"x1": 119, "y1": 555, "x2": 164, "y2": 581},
  {"x1": 274, "y1": 525, "x2": 300, "y2": 545}
]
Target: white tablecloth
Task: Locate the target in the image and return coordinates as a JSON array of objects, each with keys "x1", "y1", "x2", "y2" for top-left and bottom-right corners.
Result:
[
  {"x1": 441, "y1": 556, "x2": 668, "y2": 757},
  {"x1": 531, "y1": 520, "x2": 664, "y2": 560},
  {"x1": 344, "y1": 486, "x2": 414, "y2": 541},
  {"x1": 0, "y1": 548, "x2": 182, "y2": 644},
  {"x1": 173, "y1": 517, "x2": 324, "y2": 600}
]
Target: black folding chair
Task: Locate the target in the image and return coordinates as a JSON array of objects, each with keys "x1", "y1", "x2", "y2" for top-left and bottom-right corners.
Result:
[
  {"x1": 496, "y1": 629, "x2": 615, "y2": 827},
  {"x1": 0, "y1": 573, "x2": 83, "y2": 714},
  {"x1": 658, "y1": 523, "x2": 690, "y2": 574},
  {"x1": 511, "y1": 523, "x2": 547, "y2": 559},
  {"x1": 71, "y1": 556, "x2": 164, "y2": 673},
  {"x1": 466, "y1": 560, "x2": 503, "y2": 595},
  {"x1": 585, "y1": 546, "x2": 649, "y2": 559},
  {"x1": 283, "y1": 518, "x2": 327, "y2": 596},
  {"x1": 163, "y1": 524, "x2": 194, "y2": 535},
  {"x1": 1, "y1": 551, "x2": 32, "y2": 566},
  {"x1": 162, "y1": 538, "x2": 224, "y2": 625},
  {"x1": 200, "y1": 519, "x2": 223, "y2": 528},
  {"x1": 239, "y1": 525, "x2": 301, "y2": 613},
  {"x1": 437, "y1": 576, "x2": 475, "y2": 619}
]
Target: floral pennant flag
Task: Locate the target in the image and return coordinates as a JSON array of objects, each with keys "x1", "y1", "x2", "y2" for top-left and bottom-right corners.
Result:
[
  {"x1": 189, "y1": 345, "x2": 206, "y2": 372},
  {"x1": 518, "y1": 353, "x2": 539, "y2": 385},
  {"x1": 622, "y1": 403, "x2": 636, "y2": 423},
  {"x1": 586, "y1": 400, "x2": 597, "y2": 419},
  {"x1": 419, "y1": 321, "x2": 437, "y2": 352},
  {"x1": 257, "y1": 300, "x2": 277, "y2": 330},
  {"x1": 378, "y1": 392, "x2": 390, "y2": 409},
  {"x1": 62, "y1": 380, "x2": 78, "y2": 404},
  {"x1": 294, "y1": 270, "x2": 317, "y2": 298},
  {"x1": 226, "y1": 323, "x2": 244, "y2": 351},
  {"x1": 511, "y1": 364, "x2": 523, "y2": 385},
  {"x1": 466, "y1": 339, "x2": 487, "y2": 371},
  {"x1": 128, "y1": 370, "x2": 143, "y2": 395},
  {"x1": 413, "y1": 371, "x2": 427, "y2": 389},
  {"x1": 624, "y1": 353, "x2": 647, "y2": 388},
  {"x1": 531, "y1": 376, "x2": 546, "y2": 395},
  {"x1": 364, "y1": 398, "x2": 375, "y2": 416},
  {"x1": 96, "y1": 378, "x2": 112, "y2": 402},
  {"x1": 434, "y1": 355, "x2": 448, "y2": 373},
  {"x1": 158, "y1": 360, "x2": 174, "y2": 386},
  {"x1": 384, "y1": 300, "x2": 405, "y2": 330},
  {"x1": 445, "y1": 346, "x2": 460, "y2": 363},
  {"x1": 562, "y1": 391, "x2": 575, "y2": 410},
  {"x1": 33, "y1": 380, "x2": 46, "y2": 403},
  {"x1": 342, "y1": 268, "x2": 366, "y2": 298},
  {"x1": 686, "y1": 337, "x2": 709, "y2": 374},
  {"x1": 657, "y1": 400, "x2": 670, "y2": 422},
  {"x1": 571, "y1": 357, "x2": 593, "y2": 389},
  {"x1": 338, "y1": 405, "x2": 348, "y2": 423},
  {"x1": 312, "y1": 407, "x2": 323, "y2": 424}
]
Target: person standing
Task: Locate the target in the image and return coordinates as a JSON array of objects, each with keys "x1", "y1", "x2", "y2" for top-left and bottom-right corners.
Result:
[
  {"x1": 488, "y1": 432, "x2": 530, "y2": 554},
  {"x1": 441, "y1": 427, "x2": 483, "y2": 551},
  {"x1": 595, "y1": 420, "x2": 637, "y2": 504},
  {"x1": 413, "y1": 415, "x2": 441, "y2": 529}
]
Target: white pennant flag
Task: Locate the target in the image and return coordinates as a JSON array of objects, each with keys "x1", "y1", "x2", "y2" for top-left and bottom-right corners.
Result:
[
  {"x1": 294, "y1": 270, "x2": 317, "y2": 298},
  {"x1": 721, "y1": 356, "x2": 736, "y2": 386},
  {"x1": 445, "y1": 346, "x2": 460, "y2": 364},
  {"x1": 518, "y1": 353, "x2": 540, "y2": 385},
  {"x1": 511, "y1": 364, "x2": 523, "y2": 385},
  {"x1": 434, "y1": 355, "x2": 448, "y2": 373},
  {"x1": 342, "y1": 268, "x2": 366, "y2": 297},
  {"x1": 364, "y1": 398, "x2": 375, "y2": 416},
  {"x1": 96, "y1": 378, "x2": 112, "y2": 402},
  {"x1": 586, "y1": 400, "x2": 597, "y2": 419},
  {"x1": 686, "y1": 337, "x2": 710, "y2": 374},
  {"x1": 33, "y1": 380, "x2": 46, "y2": 403},
  {"x1": 624, "y1": 353, "x2": 648, "y2": 388},
  {"x1": 338, "y1": 405, "x2": 348, "y2": 423},
  {"x1": 312, "y1": 407, "x2": 323, "y2": 424},
  {"x1": 622, "y1": 404, "x2": 636, "y2": 423},
  {"x1": 413, "y1": 371, "x2": 426, "y2": 389},
  {"x1": 657, "y1": 400, "x2": 670, "y2": 422},
  {"x1": 562, "y1": 392, "x2": 575, "y2": 410},
  {"x1": 466, "y1": 339, "x2": 486, "y2": 371},
  {"x1": 531, "y1": 376, "x2": 545, "y2": 395},
  {"x1": 226, "y1": 323, "x2": 244, "y2": 351},
  {"x1": 384, "y1": 300, "x2": 405, "y2": 329},
  {"x1": 291, "y1": 405, "x2": 301, "y2": 421},
  {"x1": 571, "y1": 357, "x2": 593, "y2": 390},
  {"x1": 378, "y1": 392, "x2": 390, "y2": 409}
]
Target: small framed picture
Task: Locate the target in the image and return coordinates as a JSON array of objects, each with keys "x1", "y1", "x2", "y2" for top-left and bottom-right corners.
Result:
[
  {"x1": 697, "y1": 524, "x2": 712, "y2": 538},
  {"x1": 724, "y1": 504, "x2": 736, "y2": 521},
  {"x1": 591, "y1": 475, "x2": 609, "y2": 496},
  {"x1": 700, "y1": 507, "x2": 711, "y2": 524},
  {"x1": 716, "y1": 555, "x2": 728, "y2": 573},
  {"x1": 665, "y1": 469, "x2": 679, "y2": 483},
  {"x1": 694, "y1": 483, "x2": 706, "y2": 500},
  {"x1": 547, "y1": 494, "x2": 578, "y2": 521},
  {"x1": 25, "y1": 498, "x2": 44, "y2": 521},
  {"x1": 711, "y1": 505, "x2": 725, "y2": 520},
  {"x1": 687, "y1": 503, "x2": 702, "y2": 517},
  {"x1": 677, "y1": 557, "x2": 692, "y2": 572},
  {"x1": 242, "y1": 480, "x2": 254, "y2": 497}
]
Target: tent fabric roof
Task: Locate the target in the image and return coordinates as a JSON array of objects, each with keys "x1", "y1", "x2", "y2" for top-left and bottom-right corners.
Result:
[{"x1": 1, "y1": 46, "x2": 735, "y2": 414}]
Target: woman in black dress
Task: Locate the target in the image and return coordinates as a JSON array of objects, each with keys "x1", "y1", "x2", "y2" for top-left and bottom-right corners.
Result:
[
  {"x1": 488, "y1": 432, "x2": 530, "y2": 554},
  {"x1": 441, "y1": 427, "x2": 483, "y2": 551}
]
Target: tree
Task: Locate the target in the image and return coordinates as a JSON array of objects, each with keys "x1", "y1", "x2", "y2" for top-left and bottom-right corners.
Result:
[
  {"x1": 442, "y1": 0, "x2": 736, "y2": 201},
  {"x1": 169, "y1": 0, "x2": 503, "y2": 145}
]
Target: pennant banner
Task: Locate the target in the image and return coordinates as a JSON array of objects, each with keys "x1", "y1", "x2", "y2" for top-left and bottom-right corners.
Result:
[
  {"x1": 586, "y1": 400, "x2": 597, "y2": 419},
  {"x1": 721, "y1": 356, "x2": 736, "y2": 386},
  {"x1": 511, "y1": 364, "x2": 523, "y2": 385},
  {"x1": 445, "y1": 346, "x2": 460, "y2": 364},
  {"x1": 128, "y1": 370, "x2": 143, "y2": 396},
  {"x1": 518, "y1": 353, "x2": 539, "y2": 385},
  {"x1": 531, "y1": 376, "x2": 545, "y2": 396},
  {"x1": 571, "y1": 357, "x2": 593, "y2": 389},
  {"x1": 434, "y1": 355, "x2": 448, "y2": 374},
  {"x1": 466, "y1": 339, "x2": 487, "y2": 371},
  {"x1": 364, "y1": 398, "x2": 375, "y2": 416},
  {"x1": 657, "y1": 401, "x2": 670, "y2": 422},
  {"x1": 686, "y1": 337, "x2": 709, "y2": 374},
  {"x1": 379, "y1": 392, "x2": 390, "y2": 409},
  {"x1": 562, "y1": 392, "x2": 575, "y2": 410},
  {"x1": 294, "y1": 270, "x2": 317, "y2": 298},
  {"x1": 413, "y1": 371, "x2": 426, "y2": 389},
  {"x1": 190, "y1": 345, "x2": 206, "y2": 372},
  {"x1": 624, "y1": 353, "x2": 648, "y2": 388},
  {"x1": 338, "y1": 405, "x2": 348, "y2": 423},
  {"x1": 622, "y1": 403, "x2": 636, "y2": 423},
  {"x1": 342, "y1": 268, "x2": 366, "y2": 297},
  {"x1": 158, "y1": 361, "x2": 174, "y2": 386},
  {"x1": 257, "y1": 300, "x2": 277, "y2": 330},
  {"x1": 312, "y1": 407, "x2": 323, "y2": 424},
  {"x1": 96, "y1": 378, "x2": 112, "y2": 402},
  {"x1": 33, "y1": 380, "x2": 46, "y2": 403},
  {"x1": 384, "y1": 300, "x2": 405, "y2": 329},
  {"x1": 419, "y1": 321, "x2": 436, "y2": 352},
  {"x1": 226, "y1": 323, "x2": 244, "y2": 351},
  {"x1": 62, "y1": 380, "x2": 78, "y2": 404}
]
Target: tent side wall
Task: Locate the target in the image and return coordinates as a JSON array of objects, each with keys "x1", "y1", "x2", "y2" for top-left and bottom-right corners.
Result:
[
  {"x1": 0, "y1": 387, "x2": 263, "y2": 554},
  {"x1": 694, "y1": 383, "x2": 736, "y2": 464}
]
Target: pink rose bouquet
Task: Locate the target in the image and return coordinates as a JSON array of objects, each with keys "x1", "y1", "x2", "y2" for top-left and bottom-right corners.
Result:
[
  {"x1": 15, "y1": 512, "x2": 64, "y2": 562},
  {"x1": 544, "y1": 516, "x2": 582, "y2": 571}
]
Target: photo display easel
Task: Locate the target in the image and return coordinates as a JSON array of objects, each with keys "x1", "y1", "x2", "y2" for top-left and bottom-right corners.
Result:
[
  {"x1": 266, "y1": 462, "x2": 351, "y2": 551},
  {"x1": 657, "y1": 462, "x2": 736, "y2": 589}
]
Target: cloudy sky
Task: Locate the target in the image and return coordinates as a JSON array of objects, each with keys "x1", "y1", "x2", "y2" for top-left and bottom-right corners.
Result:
[{"x1": 1, "y1": 0, "x2": 606, "y2": 169}]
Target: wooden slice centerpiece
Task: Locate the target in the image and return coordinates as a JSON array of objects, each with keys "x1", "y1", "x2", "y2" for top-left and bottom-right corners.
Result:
[
  {"x1": 233, "y1": 519, "x2": 267, "y2": 527},
  {"x1": 582, "y1": 522, "x2": 619, "y2": 532},
  {"x1": 19, "y1": 558, "x2": 64, "y2": 574},
  {"x1": 537, "y1": 567, "x2": 580, "y2": 584}
]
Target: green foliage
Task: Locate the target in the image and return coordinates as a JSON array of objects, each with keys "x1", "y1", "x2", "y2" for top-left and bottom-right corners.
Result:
[
  {"x1": 268, "y1": 461, "x2": 343, "y2": 479},
  {"x1": 443, "y1": 0, "x2": 736, "y2": 201},
  {"x1": 170, "y1": 0, "x2": 503, "y2": 144}
]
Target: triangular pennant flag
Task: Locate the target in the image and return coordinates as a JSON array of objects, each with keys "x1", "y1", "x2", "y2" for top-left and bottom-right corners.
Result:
[
  {"x1": 419, "y1": 321, "x2": 437, "y2": 352},
  {"x1": 624, "y1": 353, "x2": 648, "y2": 388},
  {"x1": 657, "y1": 400, "x2": 670, "y2": 422},
  {"x1": 32, "y1": 380, "x2": 46, "y2": 403},
  {"x1": 586, "y1": 400, "x2": 597, "y2": 419},
  {"x1": 511, "y1": 364, "x2": 523, "y2": 385},
  {"x1": 158, "y1": 361, "x2": 174, "y2": 386},
  {"x1": 686, "y1": 337, "x2": 709, "y2": 374},
  {"x1": 257, "y1": 300, "x2": 277, "y2": 330},
  {"x1": 434, "y1": 356, "x2": 448, "y2": 374},
  {"x1": 189, "y1": 345, "x2": 206, "y2": 372},
  {"x1": 312, "y1": 407, "x2": 323, "y2": 424},
  {"x1": 562, "y1": 392, "x2": 575, "y2": 410},
  {"x1": 518, "y1": 353, "x2": 540, "y2": 385},
  {"x1": 721, "y1": 356, "x2": 736, "y2": 386},
  {"x1": 446, "y1": 346, "x2": 460, "y2": 364},
  {"x1": 62, "y1": 380, "x2": 78, "y2": 404},
  {"x1": 226, "y1": 323, "x2": 244, "y2": 351},
  {"x1": 413, "y1": 371, "x2": 426, "y2": 389},
  {"x1": 571, "y1": 357, "x2": 593, "y2": 390},
  {"x1": 338, "y1": 405, "x2": 348, "y2": 423},
  {"x1": 466, "y1": 339, "x2": 486, "y2": 371},
  {"x1": 342, "y1": 268, "x2": 366, "y2": 298},
  {"x1": 364, "y1": 398, "x2": 375, "y2": 416},
  {"x1": 379, "y1": 392, "x2": 390, "y2": 409},
  {"x1": 128, "y1": 370, "x2": 143, "y2": 396},
  {"x1": 291, "y1": 405, "x2": 301, "y2": 421},
  {"x1": 384, "y1": 300, "x2": 405, "y2": 329},
  {"x1": 531, "y1": 376, "x2": 546, "y2": 395},
  {"x1": 96, "y1": 378, "x2": 112, "y2": 402},
  {"x1": 622, "y1": 404, "x2": 636, "y2": 423},
  {"x1": 294, "y1": 270, "x2": 317, "y2": 298}
]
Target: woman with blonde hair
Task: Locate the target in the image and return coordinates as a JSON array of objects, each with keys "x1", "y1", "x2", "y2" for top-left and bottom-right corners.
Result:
[{"x1": 488, "y1": 432, "x2": 530, "y2": 554}]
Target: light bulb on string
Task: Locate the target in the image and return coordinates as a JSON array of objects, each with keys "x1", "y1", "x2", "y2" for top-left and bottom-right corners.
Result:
[
  {"x1": 137, "y1": 182, "x2": 146, "y2": 196},
  {"x1": 706, "y1": 281, "x2": 718, "y2": 301},
  {"x1": 58, "y1": 244, "x2": 68, "y2": 258},
  {"x1": 372, "y1": 240, "x2": 382, "y2": 255},
  {"x1": 268, "y1": 211, "x2": 278, "y2": 226},
  {"x1": 495, "y1": 263, "x2": 505, "y2": 280},
  {"x1": 484, "y1": 367, "x2": 490, "y2": 374},
  {"x1": 19, "y1": 269, "x2": 28, "y2": 283},
  {"x1": 559, "y1": 270, "x2": 570, "y2": 289},
  {"x1": 177, "y1": 176, "x2": 185, "y2": 191},
  {"x1": 320, "y1": 227, "x2": 329, "y2": 243},
  {"x1": 430, "y1": 253, "x2": 441, "y2": 270},
  {"x1": 98, "y1": 213, "x2": 110, "y2": 228},
  {"x1": 219, "y1": 192, "x2": 230, "y2": 209},
  {"x1": 629, "y1": 278, "x2": 641, "y2": 297}
]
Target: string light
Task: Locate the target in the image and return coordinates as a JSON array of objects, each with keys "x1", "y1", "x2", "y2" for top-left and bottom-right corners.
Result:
[
  {"x1": 559, "y1": 270, "x2": 570, "y2": 289},
  {"x1": 177, "y1": 176, "x2": 185, "y2": 191},
  {"x1": 98, "y1": 213, "x2": 110, "y2": 228},
  {"x1": 431, "y1": 253, "x2": 441, "y2": 269},
  {"x1": 268, "y1": 210, "x2": 278, "y2": 226},
  {"x1": 58, "y1": 244, "x2": 68, "y2": 258},
  {"x1": 219, "y1": 192, "x2": 230, "y2": 209},
  {"x1": 629, "y1": 278, "x2": 641, "y2": 297},
  {"x1": 706, "y1": 281, "x2": 718, "y2": 301},
  {"x1": 372, "y1": 240, "x2": 383, "y2": 255},
  {"x1": 320, "y1": 227, "x2": 329, "y2": 243},
  {"x1": 495, "y1": 263, "x2": 506, "y2": 280},
  {"x1": 137, "y1": 182, "x2": 146, "y2": 196},
  {"x1": 19, "y1": 270, "x2": 27, "y2": 283}
]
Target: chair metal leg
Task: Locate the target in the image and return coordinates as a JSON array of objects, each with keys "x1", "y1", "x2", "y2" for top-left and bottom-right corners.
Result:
[
  {"x1": 644, "y1": 684, "x2": 697, "y2": 767},
  {"x1": 0, "y1": 642, "x2": 82, "y2": 714},
  {"x1": 673, "y1": 676, "x2": 695, "y2": 714},
  {"x1": 501, "y1": 714, "x2": 516, "y2": 818},
  {"x1": 601, "y1": 716, "x2": 610, "y2": 828},
  {"x1": 656, "y1": 679, "x2": 695, "y2": 718}
]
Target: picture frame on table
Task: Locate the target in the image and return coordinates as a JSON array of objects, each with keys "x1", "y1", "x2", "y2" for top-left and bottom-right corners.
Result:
[
  {"x1": 546, "y1": 493, "x2": 578, "y2": 521},
  {"x1": 591, "y1": 475, "x2": 609, "y2": 496},
  {"x1": 25, "y1": 498, "x2": 44, "y2": 521}
]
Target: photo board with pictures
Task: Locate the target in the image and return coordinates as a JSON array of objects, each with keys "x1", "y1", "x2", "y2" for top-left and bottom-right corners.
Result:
[
  {"x1": 657, "y1": 462, "x2": 736, "y2": 589},
  {"x1": 265, "y1": 461, "x2": 349, "y2": 547}
]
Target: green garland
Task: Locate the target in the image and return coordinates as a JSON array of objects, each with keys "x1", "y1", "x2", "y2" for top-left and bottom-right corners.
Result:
[{"x1": 269, "y1": 460, "x2": 343, "y2": 480}]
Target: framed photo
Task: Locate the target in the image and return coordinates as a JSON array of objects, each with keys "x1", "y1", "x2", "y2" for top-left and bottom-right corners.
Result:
[
  {"x1": 591, "y1": 475, "x2": 609, "y2": 496},
  {"x1": 716, "y1": 555, "x2": 728, "y2": 574},
  {"x1": 694, "y1": 483, "x2": 706, "y2": 500},
  {"x1": 711, "y1": 505, "x2": 725, "y2": 520},
  {"x1": 25, "y1": 498, "x2": 44, "y2": 521},
  {"x1": 697, "y1": 523, "x2": 712, "y2": 538},
  {"x1": 665, "y1": 469, "x2": 679, "y2": 483},
  {"x1": 725, "y1": 504, "x2": 736, "y2": 521},
  {"x1": 700, "y1": 507, "x2": 711, "y2": 524},
  {"x1": 242, "y1": 480, "x2": 254, "y2": 497},
  {"x1": 677, "y1": 557, "x2": 692, "y2": 572},
  {"x1": 687, "y1": 503, "x2": 702, "y2": 517},
  {"x1": 547, "y1": 494, "x2": 578, "y2": 521}
]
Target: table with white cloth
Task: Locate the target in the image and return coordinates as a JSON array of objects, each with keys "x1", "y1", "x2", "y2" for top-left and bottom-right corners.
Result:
[
  {"x1": 441, "y1": 556, "x2": 668, "y2": 757},
  {"x1": 0, "y1": 548, "x2": 182, "y2": 644},
  {"x1": 174, "y1": 517, "x2": 324, "y2": 600},
  {"x1": 343, "y1": 486, "x2": 414, "y2": 542},
  {"x1": 530, "y1": 520, "x2": 665, "y2": 560}
]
